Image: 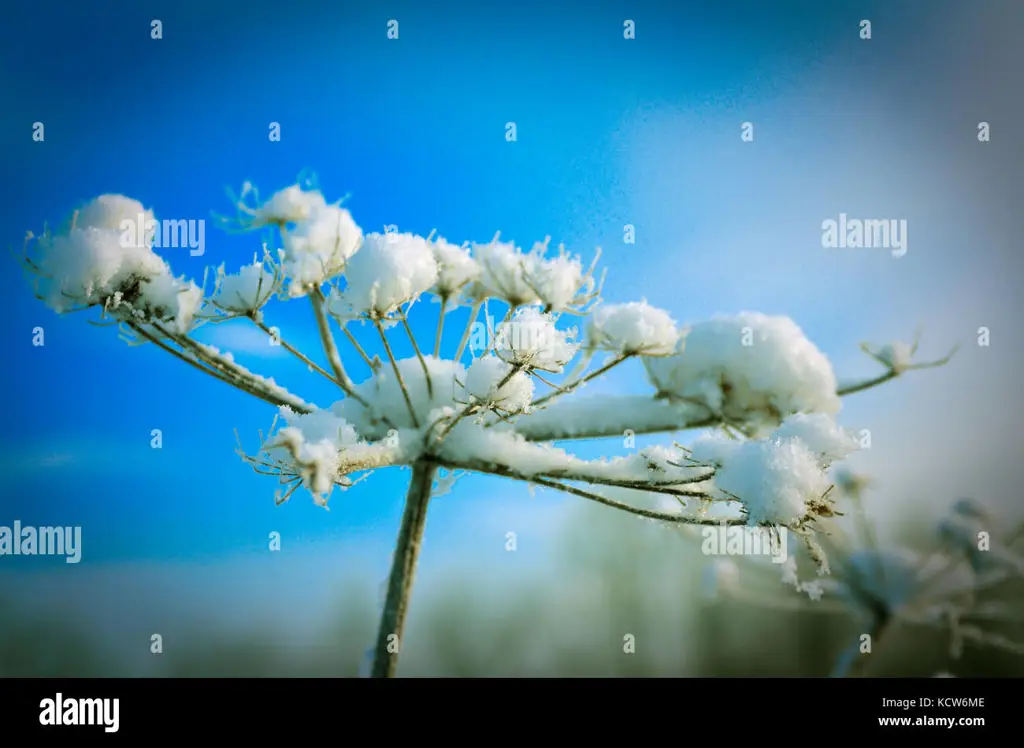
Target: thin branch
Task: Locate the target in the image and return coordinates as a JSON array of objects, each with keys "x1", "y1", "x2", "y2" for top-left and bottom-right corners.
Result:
[
  {"x1": 125, "y1": 322, "x2": 298, "y2": 410},
  {"x1": 342, "y1": 325, "x2": 377, "y2": 372},
  {"x1": 529, "y1": 353, "x2": 631, "y2": 409},
  {"x1": 401, "y1": 314, "x2": 433, "y2": 398},
  {"x1": 433, "y1": 298, "x2": 447, "y2": 358},
  {"x1": 309, "y1": 287, "x2": 372, "y2": 410},
  {"x1": 150, "y1": 322, "x2": 314, "y2": 413},
  {"x1": 454, "y1": 300, "x2": 482, "y2": 361},
  {"x1": 248, "y1": 314, "x2": 337, "y2": 385},
  {"x1": 837, "y1": 345, "x2": 959, "y2": 396},
  {"x1": 428, "y1": 456, "x2": 742, "y2": 526},
  {"x1": 375, "y1": 318, "x2": 420, "y2": 428}
]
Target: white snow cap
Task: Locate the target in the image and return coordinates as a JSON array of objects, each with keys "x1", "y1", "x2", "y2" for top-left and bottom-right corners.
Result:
[
  {"x1": 430, "y1": 237, "x2": 480, "y2": 300},
  {"x1": 588, "y1": 301, "x2": 678, "y2": 356},
  {"x1": 645, "y1": 312, "x2": 841, "y2": 431},
  {"x1": 33, "y1": 195, "x2": 201, "y2": 333},
  {"x1": 690, "y1": 413, "x2": 856, "y2": 526},
  {"x1": 495, "y1": 307, "x2": 580, "y2": 373},
  {"x1": 331, "y1": 232, "x2": 438, "y2": 319},
  {"x1": 771, "y1": 413, "x2": 858, "y2": 468},
  {"x1": 211, "y1": 257, "x2": 277, "y2": 313},
  {"x1": 77, "y1": 194, "x2": 155, "y2": 240},
  {"x1": 268, "y1": 406, "x2": 360, "y2": 506},
  {"x1": 467, "y1": 237, "x2": 594, "y2": 311},
  {"x1": 280, "y1": 203, "x2": 362, "y2": 295},
  {"x1": 254, "y1": 184, "x2": 328, "y2": 226},
  {"x1": 464, "y1": 356, "x2": 535, "y2": 412},
  {"x1": 335, "y1": 357, "x2": 466, "y2": 431}
]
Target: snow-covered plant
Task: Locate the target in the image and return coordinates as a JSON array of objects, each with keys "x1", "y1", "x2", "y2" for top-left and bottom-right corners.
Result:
[
  {"x1": 704, "y1": 472, "x2": 1024, "y2": 676},
  {"x1": 18, "y1": 177, "x2": 957, "y2": 677}
]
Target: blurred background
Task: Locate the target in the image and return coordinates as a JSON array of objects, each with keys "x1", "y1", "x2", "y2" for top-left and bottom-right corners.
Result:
[{"x1": 1, "y1": 0, "x2": 1022, "y2": 676}]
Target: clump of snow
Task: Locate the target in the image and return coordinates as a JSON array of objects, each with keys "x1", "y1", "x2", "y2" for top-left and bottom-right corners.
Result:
[
  {"x1": 771, "y1": 413, "x2": 857, "y2": 467},
  {"x1": 335, "y1": 356, "x2": 465, "y2": 431},
  {"x1": 467, "y1": 239, "x2": 539, "y2": 306},
  {"x1": 430, "y1": 237, "x2": 479, "y2": 301},
  {"x1": 267, "y1": 406, "x2": 360, "y2": 506},
  {"x1": 467, "y1": 237, "x2": 595, "y2": 311},
  {"x1": 495, "y1": 307, "x2": 579, "y2": 373},
  {"x1": 330, "y1": 232, "x2": 438, "y2": 320},
  {"x1": 645, "y1": 312, "x2": 841, "y2": 431},
  {"x1": 588, "y1": 301, "x2": 678, "y2": 356},
  {"x1": 279, "y1": 204, "x2": 362, "y2": 295},
  {"x1": 525, "y1": 241, "x2": 590, "y2": 312},
  {"x1": 689, "y1": 413, "x2": 854, "y2": 527},
  {"x1": 30, "y1": 195, "x2": 202, "y2": 333},
  {"x1": 463, "y1": 356, "x2": 534, "y2": 412},
  {"x1": 254, "y1": 185, "x2": 328, "y2": 226},
  {"x1": 137, "y1": 272, "x2": 204, "y2": 334},
  {"x1": 76, "y1": 194, "x2": 155, "y2": 240},
  {"x1": 211, "y1": 257, "x2": 277, "y2": 313}
]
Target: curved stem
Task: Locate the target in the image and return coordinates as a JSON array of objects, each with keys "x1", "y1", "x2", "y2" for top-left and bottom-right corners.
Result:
[{"x1": 371, "y1": 461, "x2": 437, "y2": 677}]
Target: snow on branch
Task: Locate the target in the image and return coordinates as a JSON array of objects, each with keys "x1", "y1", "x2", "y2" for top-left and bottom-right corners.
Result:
[{"x1": 21, "y1": 177, "x2": 955, "y2": 571}]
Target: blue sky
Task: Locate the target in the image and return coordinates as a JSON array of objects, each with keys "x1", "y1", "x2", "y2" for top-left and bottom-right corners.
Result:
[{"x1": 2, "y1": 0, "x2": 1022, "y2": 652}]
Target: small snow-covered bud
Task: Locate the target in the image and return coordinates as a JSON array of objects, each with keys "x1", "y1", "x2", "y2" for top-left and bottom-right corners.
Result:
[
  {"x1": 464, "y1": 356, "x2": 534, "y2": 411},
  {"x1": 266, "y1": 407, "x2": 362, "y2": 506},
  {"x1": 332, "y1": 232, "x2": 438, "y2": 318},
  {"x1": 211, "y1": 258, "x2": 277, "y2": 313},
  {"x1": 468, "y1": 239, "x2": 539, "y2": 306},
  {"x1": 430, "y1": 237, "x2": 479, "y2": 300},
  {"x1": 587, "y1": 300, "x2": 678, "y2": 356},
  {"x1": 524, "y1": 241, "x2": 588, "y2": 312},
  {"x1": 280, "y1": 204, "x2": 362, "y2": 295},
  {"x1": 255, "y1": 185, "x2": 328, "y2": 226},
  {"x1": 495, "y1": 307, "x2": 579, "y2": 373}
]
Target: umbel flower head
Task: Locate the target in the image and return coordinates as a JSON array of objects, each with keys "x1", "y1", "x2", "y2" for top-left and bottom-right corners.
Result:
[{"x1": 22, "y1": 171, "x2": 960, "y2": 678}]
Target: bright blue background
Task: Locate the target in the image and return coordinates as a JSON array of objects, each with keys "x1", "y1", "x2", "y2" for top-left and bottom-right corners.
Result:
[{"x1": 1, "y1": 0, "x2": 984, "y2": 582}]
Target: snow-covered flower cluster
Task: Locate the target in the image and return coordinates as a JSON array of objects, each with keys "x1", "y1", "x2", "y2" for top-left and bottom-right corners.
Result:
[
  {"x1": 466, "y1": 237, "x2": 600, "y2": 311},
  {"x1": 25, "y1": 174, "x2": 961, "y2": 679},
  {"x1": 210, "y1": 254, "x2": 278, "y2": 314},
  {"x1": 329, "y1": 232, "x2": 438, "y2": 321},
  {"x1": 645, "y1": 312, "x2": 841, "y2": 432},
  {"x1": 587, "y1": 301, "x2": 679, "y2": 356},
  {"x1": 495, "y1": 307, "x2": 580, "y2": 373},
  {"x1": 26, "y1": 194, "x2": 202, "y2": 334},
  {"x1": 690, "y1": 413, "x2": 857, "y2": 529}
]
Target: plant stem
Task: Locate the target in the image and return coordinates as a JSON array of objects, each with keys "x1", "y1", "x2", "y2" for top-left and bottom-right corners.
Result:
[
  {"x1": 454, "y1": 300, "x2": 482, "y2": 361},
  {"x1": 433, "y1": 298, "x2": 447, "y2": 358},
  {"x1": 371, "y1": 461, "x2": 437, "y2": 677}
]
